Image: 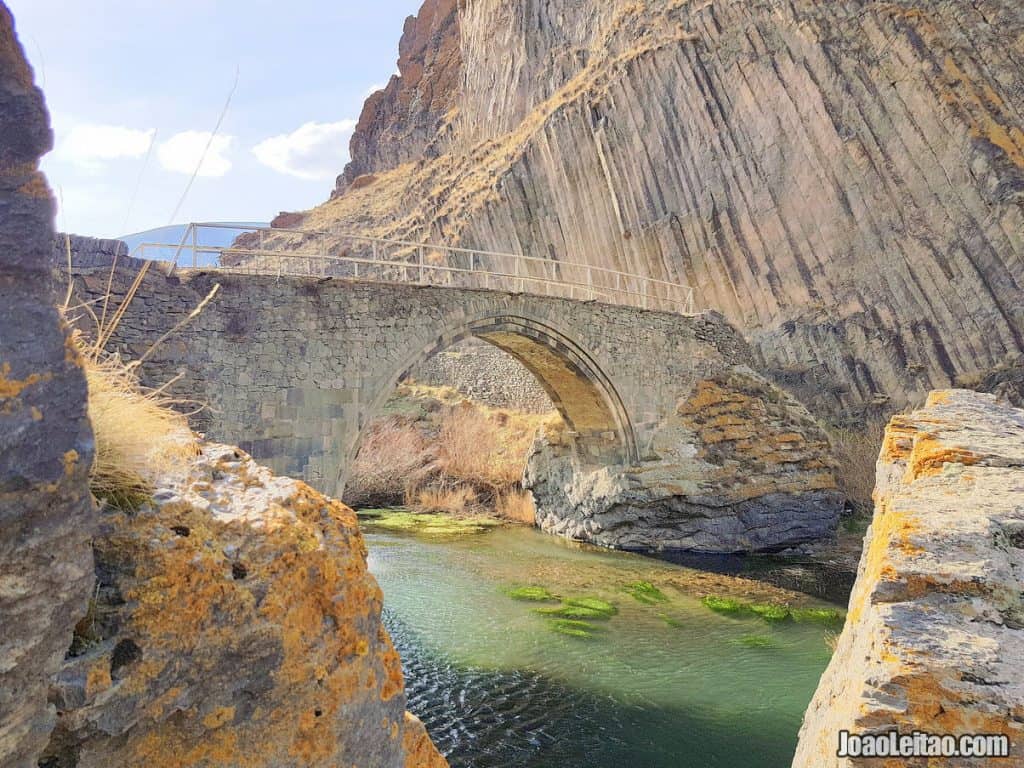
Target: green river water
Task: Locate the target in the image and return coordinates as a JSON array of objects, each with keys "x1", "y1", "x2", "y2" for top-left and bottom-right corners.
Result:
[{"x1": 362, "y1": 515, "x2": 843, "y2": 768}]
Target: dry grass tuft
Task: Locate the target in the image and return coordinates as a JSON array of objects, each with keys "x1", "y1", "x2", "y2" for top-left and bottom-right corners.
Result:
[
  {"x1": 410, "y1": 486, "x2": 478, "y2": 515},
  {"x1": 345, "y1": 417, "x2": 433, "y2": 508},
  {"x1": 437, "y1": 405, "x2": 502, "y2": 482},
  {"x1": 496, "y1": 489, "x2": 536, "y2": 525},
  {"x1": 829, "y1": 422, "x2": 886, "y2": 516},
  {"x1": 73, "y1": 334, "x2": 197, "y2": 506},
  {"x1": 62, "y1": 254, "x2": 210, "y2": 506}
]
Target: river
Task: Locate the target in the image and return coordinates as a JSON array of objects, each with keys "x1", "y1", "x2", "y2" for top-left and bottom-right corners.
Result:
[{"x1": 362, "y1": 514, "x2": 842, "y2": 768}]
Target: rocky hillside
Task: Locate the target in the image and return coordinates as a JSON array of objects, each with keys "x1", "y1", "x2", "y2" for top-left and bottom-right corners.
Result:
[
  {"x1": 794, "y1": 390, "x2": 1024, "y2": 766},
  {"x1": 290, "y1": 0, "x2": 1024, "y2": 423},
  {"x1": 334, "y1": 0, "x2": 461, "y2": 194}
]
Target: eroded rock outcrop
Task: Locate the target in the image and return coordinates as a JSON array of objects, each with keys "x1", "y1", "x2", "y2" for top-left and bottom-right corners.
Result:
[
  {"x1": 0, "y1": 5, "x2": 95, "y2": 766},
  {"x1": 42, "y1": 443, "x2": 446, "y2": 768},
  {"x1": 295, "y1": 0, "x2": 1024, "y2": 423},
  {"x1": 334, "y1": 0, "x2": 461, "y2": 195},
  {"x1": 525, "y1": 369, "x2": 843, "y2": 552},
  {"x1": 793, "y1": 390, "x2": 1024, "y2": 767}
]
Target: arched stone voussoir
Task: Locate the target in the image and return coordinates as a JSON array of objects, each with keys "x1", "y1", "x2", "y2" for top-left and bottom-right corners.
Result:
[{"x1": 353, "y1": 312, "x2": 639, "y2": 484}]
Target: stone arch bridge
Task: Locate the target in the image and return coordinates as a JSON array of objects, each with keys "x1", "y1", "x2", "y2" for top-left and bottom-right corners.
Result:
[{"x1": 70, "y1": 248, "x2": 840, "y2": 552}]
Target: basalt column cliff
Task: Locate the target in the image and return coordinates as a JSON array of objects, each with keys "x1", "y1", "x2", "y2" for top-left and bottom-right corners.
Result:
[{"x1": 297, "y1": 0, "x2": 1024, "y2": 422}]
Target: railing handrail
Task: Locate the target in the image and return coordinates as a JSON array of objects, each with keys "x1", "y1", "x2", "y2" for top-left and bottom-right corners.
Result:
[
  {"x1": 182, "y1": 222, "x2": 692, "y2": 295},
  {"x1": 130, "y1": 223, "x2": 697, "y2": 314}
]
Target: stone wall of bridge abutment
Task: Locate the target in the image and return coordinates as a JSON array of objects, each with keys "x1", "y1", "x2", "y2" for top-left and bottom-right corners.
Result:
[{"x1": 67, "y1": 250, "x2": 750, "y2": 498}]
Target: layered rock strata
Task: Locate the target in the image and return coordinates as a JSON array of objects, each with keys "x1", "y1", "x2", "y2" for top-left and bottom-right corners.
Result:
[
  {"x1": 42, "y1": 443, "x2": 447, "y2": 768},
  {"x1": 283, "y1": 0, "x2": 1024, "y2": 423},
  {"x1": 525, "y1": 369, "x2": 843, "y2": 552},
  {"x1": 0, "y1": 6, "x2": 96, "y2": 767},
  {"x1": 793, "y1": 390, "x2": 1024, "y2": 767}
]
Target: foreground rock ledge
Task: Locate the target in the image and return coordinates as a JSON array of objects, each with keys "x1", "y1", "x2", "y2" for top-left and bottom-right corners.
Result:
[
  {"x1": 43, "y1": 444, "x2": 446, "y2": 768},
  {"x1": 793, "y1": 390, "x2": 1024, "y2": 767}
]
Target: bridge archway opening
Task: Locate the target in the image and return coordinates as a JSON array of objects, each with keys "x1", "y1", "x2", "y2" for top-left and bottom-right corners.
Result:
[{"x1": 342, "y1": 315, "x2": 638, "y2": 499}]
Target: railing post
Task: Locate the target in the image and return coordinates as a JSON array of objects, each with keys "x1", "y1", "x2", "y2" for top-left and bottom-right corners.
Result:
[
  {"x1": 641, "y1": 280, "x2": 648, "y2": 310},
  {"x1": 192, "y1": 224, "x2": 198, "y2": 269},
  {"x1": 587, "y1": 265, "x2": 594, "y2": 301},
  {"x1": 419, "y1": 246, "x2": 424, "y2": 283}
]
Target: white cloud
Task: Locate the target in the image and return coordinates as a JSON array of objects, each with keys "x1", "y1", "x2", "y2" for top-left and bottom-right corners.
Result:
[
  {"x1": 158, "y1": 131, "x2": 234, "y2": 177},
  {"x1": 252, "y1": 119, "x2": 356, "y2": 181},
  {"x1": 58, "y1": 124, "x2": 155, "y2": 170}
]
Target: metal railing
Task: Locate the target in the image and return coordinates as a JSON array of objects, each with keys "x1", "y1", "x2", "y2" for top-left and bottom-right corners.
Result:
[{"x1": 130, "y1": 222, "x2": 696, "y2": 314}]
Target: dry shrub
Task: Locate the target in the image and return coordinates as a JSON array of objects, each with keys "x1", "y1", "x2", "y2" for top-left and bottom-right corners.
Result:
[
  {"x1": 496, "y1": 489, "x2": 536, "y2": 525},
  {"x1": 345, "y1": 417, "x2": 433, "y2": 508},
  {"x1": 437, "y1": 404, "x2": 544, "y2": 488},
  {"x1": 829, "y1": 422, "x2": 886, "y2": 516},
  {"x1": 410, "y1": 486, "x2": 477, "y2": 515},
  {"x1": 437, "y1": 405, "x2": 500, "y2": 482},
  {"x1": 79, "y1": 342, "x2": 196, "y2": 505},
  {"x1": 61, "y1": 244, "x2": 212, "y2": 506}
]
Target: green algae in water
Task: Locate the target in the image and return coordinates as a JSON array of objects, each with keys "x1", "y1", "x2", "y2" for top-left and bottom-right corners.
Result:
[
  {"x1": 735, "y1": 634, "x2": 778, "y2": 649},
  {"x1": 701, "y1": 595, "x2": 750, "y2": 615},
  {"x1": 536, "y1": 598, "x2": 617, "y2": 620},
  {"x1": 749, "y1": 603, "x2": 792, "y2": 623},
  {"x1": 550, "y1": 619, "x2": 603, "y2": 639},
  {"x1": 624, "y1": 581, "x2": 669, "y2": 604},
  {"x1": 702, "y1": 595, "x2": 797, "y2": 623},
  {"x1": 658, "y1": 613, "x2": 684, "y2": 628},
  {"x1": 366, "y1": 524, "x2": 840, "y2": 767},
  {"x1": 508, "y1": 586, "x2": 558, "y2": 602},
  {"x1": 565, "y1": 597, "x2": 617, "y2": 616},
  {"x1": 791, "y1": 607, "x2": 846, "y2": 626},
  {"x1": 359, "y1": 509, "x2": 501, "y2": 537}
]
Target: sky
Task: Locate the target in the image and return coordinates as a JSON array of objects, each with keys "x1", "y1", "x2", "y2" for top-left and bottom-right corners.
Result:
[{"x1": 8, "y1": 0, "x2": 422, "y2": 238}]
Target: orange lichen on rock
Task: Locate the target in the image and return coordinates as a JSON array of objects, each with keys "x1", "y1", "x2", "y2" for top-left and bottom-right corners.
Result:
[
  {"x1": 401, "y1": 713, "x2": 449, "y2": 768},
  {"x1": 0, "y1": 361, "x2": 51, "y2": 399},
  {"x1": 42, "y1": 443, "x2": 448, "y2": 768},
  {"x1": 793, "y1": 390, "x2": 1024, "y2": 767}
]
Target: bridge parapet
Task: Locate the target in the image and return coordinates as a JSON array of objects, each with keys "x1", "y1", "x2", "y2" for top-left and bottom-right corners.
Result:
[{"x1": 129, "y1": 222, "x2": 697, "y2": 315}]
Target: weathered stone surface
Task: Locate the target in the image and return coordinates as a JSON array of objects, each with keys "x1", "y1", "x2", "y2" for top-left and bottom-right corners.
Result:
[
  {"x1": 793, "y1": 390, "x2": 1024, "y2": 767},
  {"x1": 301, "y1": 0, "x2": 1024, "y2": 424},
  {"x1": 526, "y1": 369, "x2": 843, "y2": 552},
  {"x1": 408, "y1": 337, "x2": 554, "y2": 413},
  {"x1": 42, "y1": 443, "x2": 446, "y2": 768},
  {"x1": 0, "y1": 5, "x2": 95, "y2": 767}
]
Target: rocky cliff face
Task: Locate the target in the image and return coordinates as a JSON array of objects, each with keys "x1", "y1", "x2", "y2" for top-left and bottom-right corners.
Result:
[
  {"x1": 525, "y1": 369, "x2": 843, "y2": 552},
  {"x1": 793, "y1": 390, "x2": 1024, "y2": 767},
  {"x1": 42, "y1": 443, "x2": 447, "y2": 768},
  {"x1": 0, "y1": 6, "x2": 96, "y2": 766},
  {"x1": 302, "y1": 0, "x2": 1024, "y2": 423},
  {"x1": 334, "y1": 0, "x2": 461, "y2": 194}
]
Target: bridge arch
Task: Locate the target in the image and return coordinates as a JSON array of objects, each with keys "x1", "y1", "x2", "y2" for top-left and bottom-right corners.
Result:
[{"x1": 345, "y1": 313, "x2": 639, "y2": 491}]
